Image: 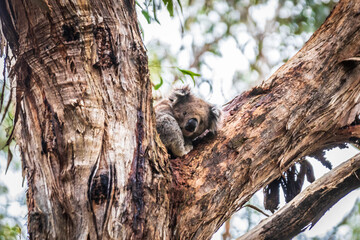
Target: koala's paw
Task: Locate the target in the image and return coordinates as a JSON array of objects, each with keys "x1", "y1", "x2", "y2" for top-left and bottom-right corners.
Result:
[
  {"x1": 184, "y1": 144, "x2": 193, "y2": 155},
  {"x1": 171, "y1": 143, "x2": 193, "y2": 157}
]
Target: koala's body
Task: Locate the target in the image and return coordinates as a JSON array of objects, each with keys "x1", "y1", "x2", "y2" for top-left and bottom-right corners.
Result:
[{"x1": 155, "y1": 86, "x2": 220, "y2": 157}]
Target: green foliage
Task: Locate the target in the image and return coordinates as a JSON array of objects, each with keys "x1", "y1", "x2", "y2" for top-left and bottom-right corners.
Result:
[
  {"x1": 139, "y1": 1, "x2": 360, "y2": 239},
  {"x1": 162, "y1": 0, "x2": 174, "y2": 16},
  {"x1": 141, "y1": 10, "x2": 152, "y2": 24},
  {"x1": 0, "y1": 50, "x2": 24, "y2": 239},
  {"x1": 0, "y1": 159, "x2": 24, "y2": 240},
  {"x1": 140, "y1": 0, "x2": 338, "y2": 95},
  {"x1": 0, "y1": 182, "x2": 22, "y2": 240},
  {"x1": 154, "y1": 77, "x2": 164, "y2": 90},
  {"x1": 276, "y1": 0, "x2": 338, "y2": 34},
  {"x1": 137, "y1": 0, "x2": 182, "y2": 24},
  {"x1": 136, "y1": 1, "x2": 160, "y2": 24},
  {"x1": 0, "y1": 75, "x2": 15, "y2": 172},
  {"x1": 0, "y1": 216, "x2": 21, "y2": 240},
  {"x1": 177, "y1": 68, "x2": 201, "y2": 86}
]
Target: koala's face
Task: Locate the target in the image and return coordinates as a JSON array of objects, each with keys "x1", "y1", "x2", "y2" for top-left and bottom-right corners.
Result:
[{"x1": 170, "y1": 87, "x2": 220, "y2": 140}]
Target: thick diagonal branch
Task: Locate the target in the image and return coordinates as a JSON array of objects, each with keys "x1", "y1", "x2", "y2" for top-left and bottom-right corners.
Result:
[
  {"x1": 170, "y1": 1, "x2": 360, "y2": 239},
  {"x1": 238, "y1": 153, "x2": 360, "y2": 240},
  {"x1": 1, "y1": 0, "x2": 360, "y2": 239}
]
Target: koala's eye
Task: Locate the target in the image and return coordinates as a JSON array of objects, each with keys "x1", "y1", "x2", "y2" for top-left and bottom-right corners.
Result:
[{"x1": 183, "y1": 111, "x2": 187, "y2": 116}]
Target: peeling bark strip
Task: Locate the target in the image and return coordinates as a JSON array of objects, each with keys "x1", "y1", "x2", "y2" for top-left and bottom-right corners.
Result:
[
  {"x1": 264, "y1": 159, "x2": 316, "y2": 213},
  {"x1": 0, "y1": 0, "x2": 360, "y2": 239},
  {"x1": 42, "y1": 97, "x2": 65, "y2": 158},
  {"x1": 88, "y1": 150, "x2": 113, "y2": 239},
  {"x1": 129, "y1": 109, "x2": 146, "y2": 237},
  {"x1": 239, "y1": 154, "x2": 360, "y2": 240}
]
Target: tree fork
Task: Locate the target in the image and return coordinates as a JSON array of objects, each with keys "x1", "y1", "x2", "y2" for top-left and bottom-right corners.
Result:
[{"x1": 170, "y1": 1, "x2": 360, "y2": 238}]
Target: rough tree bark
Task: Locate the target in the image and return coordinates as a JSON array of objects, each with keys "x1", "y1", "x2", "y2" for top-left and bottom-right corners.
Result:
[
  {"x1": 239, "y1": 154, "x2": 360, "y2": 240},
  {"x1": 0, "y1": 0, "x2": 359, "y2": 240},
  {"x1": 1, "y1": 0, "x2": 170, "y2": 239}
]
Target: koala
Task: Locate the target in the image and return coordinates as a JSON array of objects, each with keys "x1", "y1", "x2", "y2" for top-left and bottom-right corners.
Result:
[{"x1": 155, "y1": 86, "x2": 221, "y2": 157}]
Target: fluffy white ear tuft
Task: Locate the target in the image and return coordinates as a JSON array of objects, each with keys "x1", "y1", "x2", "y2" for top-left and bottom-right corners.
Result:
[
  {"x1": 168, "y1": 85, "x2": 192, "y2": 105},
  {"x1": 208, "y1": 105, "x2": 221, "y2": 134}
]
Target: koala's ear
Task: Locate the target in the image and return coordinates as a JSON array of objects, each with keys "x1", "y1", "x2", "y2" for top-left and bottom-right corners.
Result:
[
  {"x1": 208, "y1": 105, "x2": 221, "y2": 134},
  {"x1": 169, "y1": 85, "x2": 191, "y2": 105}
]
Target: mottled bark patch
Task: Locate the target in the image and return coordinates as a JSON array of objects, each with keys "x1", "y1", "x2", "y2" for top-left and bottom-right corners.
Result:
[
  {"x1": 227, "y1": 133, "x2": 248, "y2": 150},
  {"x1": 28, "y1": 211, "x2": 48, "y2": 239},
  {"x1": 62, "y1": 24, "x2": 80, "y2": 42},
  {"x1": 248, "y1": 86, "x2": 270, "y2": 97},
  {"x1": 249, "y1": 113, "x2": 266, "y2": 127},
  {"x1": 41, "y1": 97, "x2": 66, "y2": 167},
  {"x1": 93, "y1": 26, "x2": 117, "y2": 69},
  {"x1": 132, "y1": 42, "x2": 148, "y2": 78},
  {"x1": 90, "y1": 174, "x2": 110, "y2": 205}
]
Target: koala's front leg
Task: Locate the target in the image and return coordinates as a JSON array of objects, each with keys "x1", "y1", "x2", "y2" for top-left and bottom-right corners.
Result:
[
  {"x1": 170, "y1": 138, "x2": 193, "y2": 157},
  {"x1": 156, "y1": 114, "x2": 193, "y2": 157}
]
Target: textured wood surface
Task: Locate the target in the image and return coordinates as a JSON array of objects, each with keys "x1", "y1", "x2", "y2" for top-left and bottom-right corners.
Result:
[
  {"x1": 170, "y1": 1, "x2": 360, "y2": 238},
  {"x1": 238, "y1": 154, "x2": 360, "y2": 240},
  {"x1": 0, "y1": 0, "x2": 359, "y2": 239}
]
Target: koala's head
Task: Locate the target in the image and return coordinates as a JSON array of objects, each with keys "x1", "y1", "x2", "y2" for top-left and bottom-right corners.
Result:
[{"x1": 169, "y1": 86, "x2": 221, "y2": 139}]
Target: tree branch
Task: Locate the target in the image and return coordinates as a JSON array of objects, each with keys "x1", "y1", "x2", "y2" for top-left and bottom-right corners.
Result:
[
  {"x1": 170, "y1": 1, "x2": 360, "y2": 238},
  {"x1": 238, "y1": 153, "x2": 360, "y2": 240},
  {"x1": 1, "y1": 0, "x2": 360, "y2": 239}
]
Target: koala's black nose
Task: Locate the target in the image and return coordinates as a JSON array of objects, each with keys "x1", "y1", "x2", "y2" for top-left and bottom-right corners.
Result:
[{"x1": 185, "y1": 118, "x2": 198, "y2": 132}]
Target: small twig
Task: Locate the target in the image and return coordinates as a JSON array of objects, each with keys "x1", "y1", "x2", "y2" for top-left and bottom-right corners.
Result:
[{"x1": 243, "y1": 204, "x2": 270, "y2": 217}]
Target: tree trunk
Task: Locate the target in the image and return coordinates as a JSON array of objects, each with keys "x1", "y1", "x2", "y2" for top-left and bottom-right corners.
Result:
[
  {"x1": 0, "y1": 0, "x2": 359, "y2": 239},
  {"x1": 1, "y1": 0, "x2": 170, "y2": 239}
]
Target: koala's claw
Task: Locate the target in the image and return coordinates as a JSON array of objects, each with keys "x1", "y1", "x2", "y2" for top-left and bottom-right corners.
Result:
[{"x1": 184, "y1": 144, "x2": 193, "y2": 155}]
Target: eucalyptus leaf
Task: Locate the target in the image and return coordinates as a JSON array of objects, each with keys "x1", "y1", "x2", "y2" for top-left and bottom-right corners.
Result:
[
  {"x1": 142, "y1": 10, "x2": 152, "y2": 24},
  {"x1": 162, "y1": 0, "x2": 174, "y2": 17},
  {"x1": 5, "y1": 147, "x2": 12, "y2": 174},
  {"x1": 153, "y1": 0, "x2": 160, "y2": 24},
  {"x1": 176, "y1": 0, "x2": 183, "y2": 13},
  {"x1": 177, "y1": 68, "x2": 201, "y2": 86},
  {"x1": 154, "y1": 77, "x2": 164, "y2": 90}
]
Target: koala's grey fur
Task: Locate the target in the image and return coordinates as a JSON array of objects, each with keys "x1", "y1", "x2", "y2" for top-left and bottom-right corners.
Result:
[{"x1": 155, "y1": 86, "x2": 221, "y2": 157}]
